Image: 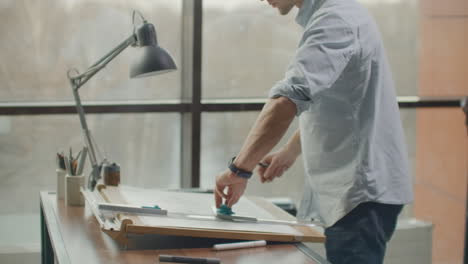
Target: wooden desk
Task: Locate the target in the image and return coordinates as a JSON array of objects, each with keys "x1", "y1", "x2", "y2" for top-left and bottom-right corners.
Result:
[{"x1": 40, "y1": 191, "x2": 329, "y2": 264}]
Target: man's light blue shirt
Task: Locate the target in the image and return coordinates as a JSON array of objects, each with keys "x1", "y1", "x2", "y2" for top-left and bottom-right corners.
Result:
[{"x1": 269, "y1": 0, "x2": 413, "y2": 227}]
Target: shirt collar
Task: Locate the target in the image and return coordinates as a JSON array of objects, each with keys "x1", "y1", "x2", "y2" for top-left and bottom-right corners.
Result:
[{"x1": 295, "y1": 0, "x2": 325, "y2": 28}]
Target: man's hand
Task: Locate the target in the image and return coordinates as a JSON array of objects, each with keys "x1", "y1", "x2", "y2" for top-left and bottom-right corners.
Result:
[
  {"x1": 258, "y1": 148, "x2": 298, "y2": 183},
  {"x1": 215, "y1": 169, "x2": 248, "y2": 208}
]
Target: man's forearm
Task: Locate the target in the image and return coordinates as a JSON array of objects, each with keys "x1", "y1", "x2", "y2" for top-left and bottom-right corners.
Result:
[{"x1": 234, "y1": 97, "x2": 296, "y2": 171}]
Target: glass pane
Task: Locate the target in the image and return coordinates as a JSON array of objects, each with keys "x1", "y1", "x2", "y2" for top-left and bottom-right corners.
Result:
[
  {"x1": 362, "y1": 0, "x2": 419, "y2": 96},
  {"x1": 0, "y1": 0, "x2": 182, "y2": 102},
  {"x1": 202, "y1": 0, "x2": 418, "y2": 99},
  {"x1": 202, "y1": 0, "x2": 302, "y2": 99},
  {"x1": 201, "y1": 112, "x2": 305, "y2": 204},
  {"x1": 0, "y1": 113, "x2": 180, "y2": 249}
]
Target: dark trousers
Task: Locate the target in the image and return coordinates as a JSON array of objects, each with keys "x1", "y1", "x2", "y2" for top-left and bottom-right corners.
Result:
[{"x1": 324, "y1": 202, "x2": 403, "y2": 264}]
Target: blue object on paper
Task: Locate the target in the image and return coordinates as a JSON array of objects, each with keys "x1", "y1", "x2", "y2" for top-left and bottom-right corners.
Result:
[{"x1": 217, "y1": 204, "x2": 234, "y2": 216}]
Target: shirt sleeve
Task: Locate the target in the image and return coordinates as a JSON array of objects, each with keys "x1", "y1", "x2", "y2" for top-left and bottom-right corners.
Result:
[{"x1": 269, "y1": 15, "x2": 357, "y2": 116}]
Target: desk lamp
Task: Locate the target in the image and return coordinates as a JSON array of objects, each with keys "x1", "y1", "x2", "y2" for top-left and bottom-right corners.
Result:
[{"x1": 67, "y1": 11, "x2": 176, "y2": 191}]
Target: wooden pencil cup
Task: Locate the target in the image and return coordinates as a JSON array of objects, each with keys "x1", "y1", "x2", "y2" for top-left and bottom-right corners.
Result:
[
  {"x1": 65, "y1": 174, "x2": 85, "y2": 206},
  {"x1": 56, "y1": 168, "x2": 66, "y2": 200}
]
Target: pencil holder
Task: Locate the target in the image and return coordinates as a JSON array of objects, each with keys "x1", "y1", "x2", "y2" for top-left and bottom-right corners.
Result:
[
  {"x1": 65, "y1": 174, "x2": 85, "y2": 206},
  {"x1": 56, "y1": 168, "x2": 66, "y2": 200}
]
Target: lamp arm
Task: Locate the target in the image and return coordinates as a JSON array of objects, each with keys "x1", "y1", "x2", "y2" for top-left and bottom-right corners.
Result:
[
  {"x1": 67, "y1": 33, "x2": 137, "y2": 191},
  {"x1": 71, "y1": 34, "x2": 137, "y2": 89},
  {"x1": 69, "y1": 77, "x2": 102, "y2": 191}
]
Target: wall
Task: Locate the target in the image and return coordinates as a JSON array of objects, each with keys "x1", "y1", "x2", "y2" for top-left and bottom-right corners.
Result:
[{"x1": 415, "y1": 0, "x2": 468, "y2": 263}]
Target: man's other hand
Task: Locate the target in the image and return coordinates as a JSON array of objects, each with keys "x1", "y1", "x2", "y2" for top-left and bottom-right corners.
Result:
[
  {"x1": 215, "y1": 169, "x2": 248, "y2": 208},
  {"x1": 258, "y1": 148, "x2": 298, "y2": 183}
]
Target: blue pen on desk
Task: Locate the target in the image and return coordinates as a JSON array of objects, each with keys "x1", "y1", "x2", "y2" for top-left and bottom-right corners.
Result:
[{"x1": 159, "y1": 255, "x2": 220, "y2": 264}]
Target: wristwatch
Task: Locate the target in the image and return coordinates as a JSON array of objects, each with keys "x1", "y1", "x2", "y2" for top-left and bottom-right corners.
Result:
[{"x1": 228, "y1": 157, "x2": 253, "y2": 179}]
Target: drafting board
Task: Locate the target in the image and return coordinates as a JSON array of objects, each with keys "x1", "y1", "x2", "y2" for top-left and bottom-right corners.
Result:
[{"x1": 90, "y1": 185, "x2": 324, "y2": 246}]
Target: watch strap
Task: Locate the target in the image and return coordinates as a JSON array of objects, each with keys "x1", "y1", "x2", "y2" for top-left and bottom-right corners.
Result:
[{"x1": 228, "y1": 157, "x2": 252, "y2": 179}]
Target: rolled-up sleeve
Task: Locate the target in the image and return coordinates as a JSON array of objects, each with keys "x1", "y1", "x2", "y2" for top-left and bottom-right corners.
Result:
[{"x1": 269, "y1": 15, "x2": 356, "y2": 116}]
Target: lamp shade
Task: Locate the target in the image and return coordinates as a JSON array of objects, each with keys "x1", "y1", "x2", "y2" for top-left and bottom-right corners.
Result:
[
  {"x1": 130, "y1": 45, "x2": 177, "y2": 78},
  {"x1": 130, "y1": 22, "x2": 177, "y2": 78}
]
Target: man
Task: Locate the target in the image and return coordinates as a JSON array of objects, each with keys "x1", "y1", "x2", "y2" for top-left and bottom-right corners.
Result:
[{"x1": 214, "y1": 0, "x2": 413, "y2": 263}]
